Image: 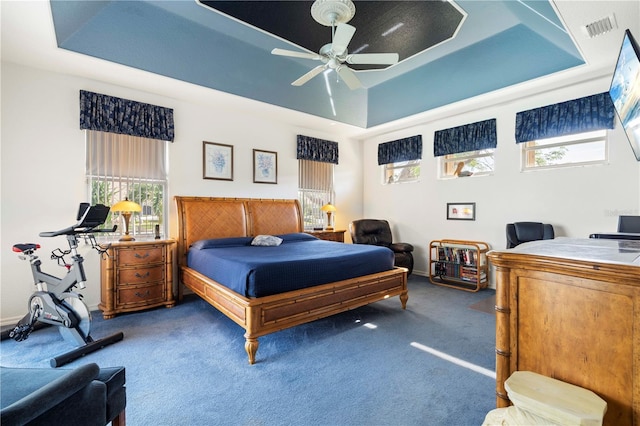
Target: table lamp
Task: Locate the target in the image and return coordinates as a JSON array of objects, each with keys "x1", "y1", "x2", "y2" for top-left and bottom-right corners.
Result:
[
  {"x1": 111, "y1": 198, "x2": 142, "y2": 241},
  {"x1": 321, "y1": 203, "x2": 336, "y2": 230}
]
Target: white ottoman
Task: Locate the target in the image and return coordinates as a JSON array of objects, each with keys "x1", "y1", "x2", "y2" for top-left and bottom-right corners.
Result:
[{"x1": 483, "y1": 371, "x2": 607, "y2": 426}]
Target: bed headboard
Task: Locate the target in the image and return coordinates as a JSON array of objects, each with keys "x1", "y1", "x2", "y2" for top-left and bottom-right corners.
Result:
[{"x1": 174, "y1": 196, "x2": 303, "y2": 266}]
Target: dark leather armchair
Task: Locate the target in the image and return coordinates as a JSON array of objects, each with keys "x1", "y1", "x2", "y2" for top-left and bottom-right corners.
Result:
[
  {"x1": 1, "y1": 363, "x2": 126, "y2": 426},
  {"x1": 506, "y1": 222, "x2": 555, "y2": 248},
  {"x1": 349, "y1": 219, "x2": 414, "y2": 275}
]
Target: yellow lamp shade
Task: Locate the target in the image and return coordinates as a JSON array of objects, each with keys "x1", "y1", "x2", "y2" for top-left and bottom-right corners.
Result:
[
  {"x1": 111, "y1": 198, "x2": 142, "y2": 241},
  {"x1": 111, "y1": 198, "x2": 142, "y2": 213}
]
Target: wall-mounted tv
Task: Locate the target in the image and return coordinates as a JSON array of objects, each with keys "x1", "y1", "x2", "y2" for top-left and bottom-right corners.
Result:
[{"x1": 609, "y1": 29, "x2": 640, "y2": 161}]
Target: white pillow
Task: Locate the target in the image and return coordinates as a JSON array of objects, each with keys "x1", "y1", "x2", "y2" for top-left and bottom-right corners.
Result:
[{"x1": 251, "y1": 235, "x2": 283, "y2": 247}]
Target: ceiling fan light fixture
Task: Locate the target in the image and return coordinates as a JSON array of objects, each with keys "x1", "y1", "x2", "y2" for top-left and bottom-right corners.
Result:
[
  {"x1": 272, "y1": 0, "x2": 398, "y2": 91},
  {"x1": 311, "y1": 0, "x2": 356, "y2": 26}
]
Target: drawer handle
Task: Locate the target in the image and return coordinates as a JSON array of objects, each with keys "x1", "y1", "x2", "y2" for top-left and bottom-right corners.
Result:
[
  {"x1": 134, "y1": 252, "x2": 150, "y2": 259},
  {"x1": 135, "y1": 290, "x2": 150, "y2": 298},
  {"x1": 135, "y1": 271, "x2": 150, "y2": 278}
]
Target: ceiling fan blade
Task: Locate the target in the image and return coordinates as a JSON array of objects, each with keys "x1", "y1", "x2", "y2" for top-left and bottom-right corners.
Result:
[
  {"x1": 271, "y1": 48, "x2": 321, "y2": 61},
  {"x1": 331, "y1": 23, "x2": 356, "y2": 55},
  {"x1": 336, "y1": 65, "x2": 362, "y2": 90},
  {"x1": 345, "y1": 53, "x2": 399, "y2": 65},
  {"x1": 292, "y1": 64, "x2": 328, "y2": 86}
]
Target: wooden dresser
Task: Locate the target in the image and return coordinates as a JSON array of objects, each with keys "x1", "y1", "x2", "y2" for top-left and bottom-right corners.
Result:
[
  {"x1": 99, "y1": 239, "x2": 176, "y2": 319},
  {"x1": 487, "y1": 238, "x2": 640, "y2": 426},
  {"x1": 305, "y1": 229, "x2": 346, "y2": 242}
]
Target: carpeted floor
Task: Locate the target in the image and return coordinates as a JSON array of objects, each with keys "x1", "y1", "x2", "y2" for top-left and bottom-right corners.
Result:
[
  {"x1": 1, "y1": 275, "x2": 497, "y2": 426},
  {"x1": 468, "y1": 294, "x2": 496, "y2": 314}
]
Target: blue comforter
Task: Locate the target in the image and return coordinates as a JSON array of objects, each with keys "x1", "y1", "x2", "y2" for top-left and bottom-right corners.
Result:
[{"x1": 187, "y1": 233, "x2": 395, "y2": 297}]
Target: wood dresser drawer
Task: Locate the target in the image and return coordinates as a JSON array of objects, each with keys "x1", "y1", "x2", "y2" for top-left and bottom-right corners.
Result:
[
  {"x1": 117, "y1": 265, "x2": 165, "y2": 285},
  {"x1": 117, "y1": 282, "x2": 166, "y2": 307},
  {"x1": 99, "y1": 239, "x2": 176, "y2": 319},
  {"x1": 117, "y1": 245, "x2": 164, "y2": 266}
]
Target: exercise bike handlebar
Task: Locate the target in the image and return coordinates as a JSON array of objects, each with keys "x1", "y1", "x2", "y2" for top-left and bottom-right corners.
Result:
[
  {"x1": 38, "y1": 225, "x2": 117, "y2": 238},
  {"x1": 38, "y1": 203, "x2": 117, "y2": 237}
]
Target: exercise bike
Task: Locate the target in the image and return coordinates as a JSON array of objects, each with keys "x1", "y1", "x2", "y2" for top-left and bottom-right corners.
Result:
[{"x1": 3, "y1": 203, "x2": 124, "y2": 367}]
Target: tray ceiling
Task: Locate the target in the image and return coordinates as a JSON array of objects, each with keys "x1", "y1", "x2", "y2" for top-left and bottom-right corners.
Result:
[{"x1": 48, "y1": 0, "x2": 585, "y2": 128}]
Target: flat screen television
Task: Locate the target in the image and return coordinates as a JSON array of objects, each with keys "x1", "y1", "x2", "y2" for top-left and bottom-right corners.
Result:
[{"x1": 609, "y1": 29, "x2": 640, "y2": 161}]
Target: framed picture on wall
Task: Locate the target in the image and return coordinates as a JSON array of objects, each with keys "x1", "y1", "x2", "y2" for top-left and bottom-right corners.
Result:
[
  {"x1": 447, "y1": 202, "x2": 475, "y2": 220},
  {"x1": 253, "y1": 149, "x2": 277, "y2": 184},
  {"x1": 203, "y1": 141, "x2": 233, "y2": 181}
]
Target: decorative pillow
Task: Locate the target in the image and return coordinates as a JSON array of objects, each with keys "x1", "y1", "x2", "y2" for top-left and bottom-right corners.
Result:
[
  {"x1": 277, "y1": 233, "x2": 318, "y2": 243},
  {"x1": 251, "y1": 235, "x2": 283, "y2": 247},
  {"x1": 191, "y1": 237, "x2": 252, "y2": 250}
]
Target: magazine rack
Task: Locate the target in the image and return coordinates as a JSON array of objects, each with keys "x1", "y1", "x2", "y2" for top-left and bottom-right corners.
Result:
[{"x1": 428, "y1": 239, "x2": 489, "y2": 292}]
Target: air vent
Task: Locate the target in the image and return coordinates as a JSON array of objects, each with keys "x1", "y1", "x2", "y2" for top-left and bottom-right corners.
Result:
[{"x1": 583, "y1": 14, "x2": 617, "y2": 38}]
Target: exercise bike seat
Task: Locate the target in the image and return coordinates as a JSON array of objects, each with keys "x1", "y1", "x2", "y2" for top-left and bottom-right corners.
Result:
[{"x1": 12, "y1": 243, "x2": 40, "y2": 253}]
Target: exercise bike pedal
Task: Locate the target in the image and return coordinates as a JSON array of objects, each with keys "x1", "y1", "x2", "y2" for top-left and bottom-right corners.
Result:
[
  {"x1": 1, "y1": 321, "x2": 50, "y2": 341},
  {"x1": 50, "y1": 331, "x2": 124, "y2": 368}
]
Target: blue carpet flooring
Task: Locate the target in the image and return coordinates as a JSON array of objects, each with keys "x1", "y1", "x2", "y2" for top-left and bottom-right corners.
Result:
[{"x1": 1, "y1": 275, "x2": 496, "y2": 425}]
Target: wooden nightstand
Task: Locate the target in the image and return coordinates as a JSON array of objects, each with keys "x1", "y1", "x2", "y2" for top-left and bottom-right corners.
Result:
[
  {"x1": 305, "y1": 229, "x2": 346, "y2": 242},
  {"x1": 99, "y1": 239, "x2": 176, "y2": 319}
]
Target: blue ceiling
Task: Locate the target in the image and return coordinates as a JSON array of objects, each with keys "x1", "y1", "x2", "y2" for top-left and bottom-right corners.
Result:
[{"x1": 49, "y1": 0, "x2": 585, "y2": 128}]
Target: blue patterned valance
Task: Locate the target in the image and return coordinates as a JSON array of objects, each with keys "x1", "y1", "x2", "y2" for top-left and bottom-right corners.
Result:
[
  {"x1": 515, "y1": 92, "x2": 614, "y2": 143},
  {"x1": 434, "y1": 119, "x2": 497, "y2": 157},
  {"x1": 377, "y1": 135, "x2": 422, "y2": 165},
  {"x1": 296, "y1": 135, "x2": 339, "y2": 164},
  {"x1": 80, "y1": 90, "x2": 175, "y2": 142}
]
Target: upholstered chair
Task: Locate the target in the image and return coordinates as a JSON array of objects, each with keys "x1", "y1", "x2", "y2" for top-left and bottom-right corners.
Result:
[
  {"x1": 349, "y1": 219, "x2": 414, "y2": 275},
  {"x1": 1, "y1": 363, "x2": 126, "y2": 426},
  {"x1": 506, "y1": 222, "x2": 555, "y2": 248}
]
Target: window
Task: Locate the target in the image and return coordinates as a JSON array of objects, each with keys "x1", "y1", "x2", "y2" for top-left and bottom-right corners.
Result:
[
  {"x1": 86, "y1": 131, "x2": 169, "y2": 238},
  {"x1": 439, "y1": 149, "x2": 495, "y2": 178},
  {"x1": 521, "y1": 130, "x2": 607, "y2": 171},
  {"x1": 298, "y1": 159, "x2": 334, "y2": 230},
  {"x1": 384, "y1": 159, "x2": 421, "y2": 184}
]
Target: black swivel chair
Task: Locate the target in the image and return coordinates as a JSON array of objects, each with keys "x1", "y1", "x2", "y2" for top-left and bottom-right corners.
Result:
[
  {"x1": 618, "y1": 215, "x2": 640, "y2": 233},
  {"x1": 1, "y1": 363, "x2": 126, "y2": 426},
  {"x1": 506, "y1": 222, "x2": 555, "y2": 248},
  {"x1": 349, "y1": 219, "x2": 414, "y2": 275}
]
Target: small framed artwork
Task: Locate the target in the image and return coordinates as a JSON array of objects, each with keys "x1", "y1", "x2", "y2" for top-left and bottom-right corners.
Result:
[
  {"x1": 447, "y1": 202, "x2": 476, "y2": 220},
  {"x1": 203, "y1": 141, "x2": 233, "y2": 181},
  {"x1": 253, "y1": 149, "x2": 277, "y2": 184}
]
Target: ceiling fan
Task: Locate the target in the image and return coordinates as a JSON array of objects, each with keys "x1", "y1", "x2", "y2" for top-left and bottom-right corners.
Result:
[{"x1": 271, "y1": 0, "x2": 399, "y2": 90}]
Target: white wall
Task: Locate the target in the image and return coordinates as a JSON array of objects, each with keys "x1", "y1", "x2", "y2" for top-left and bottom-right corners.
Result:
[
  {"x1": 0, "y1": 62, "x2": 362, "y2": 322},
  {"x1": 2, "y1": 59, "x2": 639, "y2": 324},
  {"x1": 360, "y1": 76, "x2": 640, "y2": 280}
]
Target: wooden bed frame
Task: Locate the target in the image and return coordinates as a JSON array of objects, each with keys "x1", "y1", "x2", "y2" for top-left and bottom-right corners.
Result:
[{"x1": 175, "y1": 196, "x2": 408, "y2": 364}]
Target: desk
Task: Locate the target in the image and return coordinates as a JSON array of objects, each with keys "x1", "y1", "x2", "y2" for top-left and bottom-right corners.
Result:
[{"x1": 488, "y1": 238, "x2": 640, "y2": 426}]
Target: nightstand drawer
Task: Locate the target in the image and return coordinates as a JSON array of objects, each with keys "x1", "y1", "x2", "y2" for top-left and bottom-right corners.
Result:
[
  {"x1": 117, "y1": 246, "x2": 164, "y2": 266},
  {"x1": 117, "y1": 282, "x2": 165, "y2": 306},
  {"x1": 118, "y1": 266, "x2": 165, "y2": 285}
]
